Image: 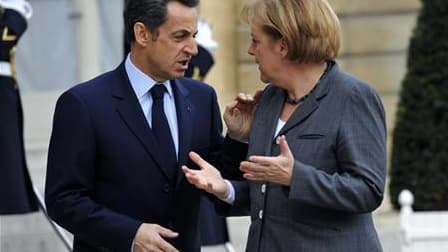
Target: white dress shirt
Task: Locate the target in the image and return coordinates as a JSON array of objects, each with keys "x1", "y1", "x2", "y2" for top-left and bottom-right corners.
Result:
[{"x1": 124, "y1": 54, "x2": 179, "y2": 157}]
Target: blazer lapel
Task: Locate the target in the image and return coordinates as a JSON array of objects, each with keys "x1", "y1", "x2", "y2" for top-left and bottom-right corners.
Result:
[
  {"x1": 277, "y1": 61, "x2": 335, "y2": 136},
  {"x1": 111, "y1": 63, "x2": 171, "y2": 180},
  {"x1": 277, "y1": 95, "x2": 319, "y2": 137},
  {"x1": 251, "y1": 87, "x2": 284, "y2": 155},
  {"x1": 170, "y1": 79, "x2": 193, "y2": 186}
]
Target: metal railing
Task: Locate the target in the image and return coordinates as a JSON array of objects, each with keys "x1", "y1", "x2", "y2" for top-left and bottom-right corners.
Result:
[{"x1": 33, "y1": 186, "x2": 73, "y2": 252}]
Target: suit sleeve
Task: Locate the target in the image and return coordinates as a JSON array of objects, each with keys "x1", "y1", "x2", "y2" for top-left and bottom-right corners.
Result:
[
  {"x1": 287, "y1": 84, "x2": 387, "y2": 213},
  {"x1": 45, "y1": 91, "x2": 141, "y2": 251},
  {"x1": 217, "y1": 180, "x2": 251, "y2": 216}
]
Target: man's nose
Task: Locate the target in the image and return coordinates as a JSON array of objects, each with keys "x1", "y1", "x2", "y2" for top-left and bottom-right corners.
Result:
[{"x1": 186, "y1": 40, "x2": 198, "y2": 56}]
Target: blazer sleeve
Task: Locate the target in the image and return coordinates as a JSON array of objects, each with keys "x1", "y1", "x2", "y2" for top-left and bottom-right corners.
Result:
[
  {"x1": 206, "y1": 89, "x2": 250, "y2": 215},
  {"x1": 45, "y1": 91, "x2": 141, "y2": 251},
  {"x1": 205, "y1": 86, "x2": 248, "y2": 177},
  {"x1": 287, "y1": 84, "x2": 387, "y2": 213}
]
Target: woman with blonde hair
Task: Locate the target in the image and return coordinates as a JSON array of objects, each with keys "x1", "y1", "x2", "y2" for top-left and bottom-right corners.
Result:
[{"x1": 183, "y1": 0, "x2": 386, "y2": 251}]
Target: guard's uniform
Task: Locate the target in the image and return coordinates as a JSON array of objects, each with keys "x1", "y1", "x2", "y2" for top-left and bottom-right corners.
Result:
[
  {"x1": 0, "y1": 8, "x2": 37, "y2": 214},
  {"x1": 185, "y1": 45, "x2": 214, "y2": 81}
]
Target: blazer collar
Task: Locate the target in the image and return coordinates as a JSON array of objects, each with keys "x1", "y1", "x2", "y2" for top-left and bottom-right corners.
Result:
[
  {"x1": 276, "y1": 60, "x2": 338, "y2": 137},
  {"x1": 311, "y1": 60, "x2": 337, "y2": 101}
]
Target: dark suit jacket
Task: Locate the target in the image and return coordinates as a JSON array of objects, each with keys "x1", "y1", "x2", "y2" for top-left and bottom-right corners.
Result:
[
  {"x1": 223, "y1": 62, "x2": 386, "y2": 252},
  {"x1": 45, "y1": 63, "x2": 245, "y2": 252}
]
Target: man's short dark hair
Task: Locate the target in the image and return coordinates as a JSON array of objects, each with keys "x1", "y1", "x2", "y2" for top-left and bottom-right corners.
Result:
[{"x1": 124, "y1": 0, "x2": 199, "y2": 44}]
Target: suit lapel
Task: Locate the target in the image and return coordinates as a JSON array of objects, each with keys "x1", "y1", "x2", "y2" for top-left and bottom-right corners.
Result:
[
  {"x1": 170, "y1": 79, "x2": 193, "y2": 186},
  {"x1": 111, "y1": 63, "x2": 171, "y2": 180}
]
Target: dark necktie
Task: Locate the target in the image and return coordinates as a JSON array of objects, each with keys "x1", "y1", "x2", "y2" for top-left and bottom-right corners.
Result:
[{"x1": 150, "y1": 84, "x2": 177, "y2": 180}]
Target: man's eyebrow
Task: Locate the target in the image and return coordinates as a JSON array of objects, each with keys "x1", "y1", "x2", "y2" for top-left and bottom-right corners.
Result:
[
  {"x1": 173, "y1": 29, "x2": 190, "y2": 35},
  {"x1": 172, "y1": 29, "x2": 198, "y2": 37}
]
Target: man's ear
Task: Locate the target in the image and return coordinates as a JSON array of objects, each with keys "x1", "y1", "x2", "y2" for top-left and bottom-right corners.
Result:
[{"x1": 134, "y1": 22, "x2": 150, "y2": 46}]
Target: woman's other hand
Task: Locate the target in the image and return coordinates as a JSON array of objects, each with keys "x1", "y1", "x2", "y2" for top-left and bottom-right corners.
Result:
[
  {"x1": 240, "y1": 135, "x2": 294, "y2": 186},
  {"x1": 224, "y1": 90, "x2": 263, "y2": 141}
]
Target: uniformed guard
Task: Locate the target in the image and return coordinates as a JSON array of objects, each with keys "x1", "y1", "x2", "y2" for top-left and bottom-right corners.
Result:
[{"x1": 0, "y1": 0, "x2": 37, "y2": 214}]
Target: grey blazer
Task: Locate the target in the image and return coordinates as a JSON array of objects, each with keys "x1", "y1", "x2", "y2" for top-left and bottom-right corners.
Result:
[{"x1": 226, "y1": 62, "x2": 386, "y2": 252}]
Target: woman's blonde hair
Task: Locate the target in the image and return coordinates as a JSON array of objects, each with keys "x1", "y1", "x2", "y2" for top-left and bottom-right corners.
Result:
[{"x1": 241, "y1": 0, "x2": 341, "y2": 63}]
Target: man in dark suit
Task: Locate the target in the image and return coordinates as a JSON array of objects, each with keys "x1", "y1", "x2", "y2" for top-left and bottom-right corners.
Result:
[{"x1": 45, "y1": 0, "x2": 246, "y2": 251}]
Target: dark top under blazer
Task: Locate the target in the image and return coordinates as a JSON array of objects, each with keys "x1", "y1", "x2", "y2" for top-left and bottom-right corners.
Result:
[
  {"x1": 222, "y1": 62, "x2": 387, "y2": 252},
  {"x1": 45, "y1": 62, "x2": 246, "y2": 252}
]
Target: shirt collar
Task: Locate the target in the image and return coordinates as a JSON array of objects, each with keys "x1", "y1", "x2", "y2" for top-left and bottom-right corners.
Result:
[{"x1": 124, "y1": 54, "x2": 174, "y2": 99}]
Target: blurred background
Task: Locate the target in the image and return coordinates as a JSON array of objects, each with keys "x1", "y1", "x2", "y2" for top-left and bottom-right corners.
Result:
[{"x1": 0, "y1": 0, "x2": 423, "y2": 251}]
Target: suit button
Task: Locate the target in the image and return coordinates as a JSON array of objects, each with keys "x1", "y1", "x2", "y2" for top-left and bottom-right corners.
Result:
[
  {"x1": 261, "y1": 184, "x2": 266, "y2": 194},
  {"x1": 164, "y1": 184, "x2": 170, "y2": 193},
  {"x1": 259, "y1": 210, "x2": 263, "y2": 219}
]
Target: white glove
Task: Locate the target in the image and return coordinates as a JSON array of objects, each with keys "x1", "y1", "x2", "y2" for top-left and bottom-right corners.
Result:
[
  {"x1": 196, "y1": 19, "x2": 218, "y2": 52},
  {"x1": 0, "y1": 0, "x2": 33, "y2": 19}
]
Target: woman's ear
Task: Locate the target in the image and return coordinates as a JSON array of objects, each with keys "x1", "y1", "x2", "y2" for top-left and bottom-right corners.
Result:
[{"x1": 279, "y1": 37, "x2": 289, "y2": 58}]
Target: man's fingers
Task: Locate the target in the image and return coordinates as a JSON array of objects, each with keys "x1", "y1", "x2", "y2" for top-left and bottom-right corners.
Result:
[
  {"x1": 155, "y1": 236, "x2": 179, "y2": 252},
  {"x1": 188, "y1": 152, "x2": 211, "y2": 169},
  {"x1": 181, "y1": 165, "x2": 194, "y2": 174},
  {"x1": 152, "y1": 226, "x2": 179, "y2": 252},
  {"x1": 183, "y1": 168, "x2": 212, "y2": 192},
  {"x1": 184, "y1": 172, "x2": 205, "y2": 188},
  {"x1": 156, "y1": 225, "x2": 179, "y2": 239}
]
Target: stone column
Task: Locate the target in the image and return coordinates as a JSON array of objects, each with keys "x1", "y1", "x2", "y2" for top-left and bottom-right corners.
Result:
[
  {"x1": 73, "y1": 0, "x2": 101, "y2": 82},
  {"x1": 199, "y1": 0, "x2": 238, "y2": 107}
]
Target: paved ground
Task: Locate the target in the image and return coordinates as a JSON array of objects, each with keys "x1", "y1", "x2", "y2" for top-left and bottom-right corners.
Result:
[
  {"x1": 1, "y1": 212, "x2": 401, "y2": 252},
  {"x1": 202, "y1": 211, "x2": 401, "y2": 252}
]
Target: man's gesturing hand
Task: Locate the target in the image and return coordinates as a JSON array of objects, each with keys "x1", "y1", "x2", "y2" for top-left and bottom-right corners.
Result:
[
  {"x1": 182, "y1": 152, "x2": 229, "y2": 200},
  {"x1": 134, "y1": 223, "x2": 179, "y2": 252}
]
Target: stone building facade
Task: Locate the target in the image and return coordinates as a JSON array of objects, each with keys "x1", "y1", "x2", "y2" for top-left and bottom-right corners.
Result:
[{"x1": 0, "y1": 0, "x2": 421, "y2": 251}]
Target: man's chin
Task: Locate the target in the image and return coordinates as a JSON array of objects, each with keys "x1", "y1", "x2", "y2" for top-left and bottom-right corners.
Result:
[
  {"x1": 173, "y1": 70, "x2": 187, "y2": 78},
  {"x1": 164, "y1": 72, "x2": 184, "y2": 80}
]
